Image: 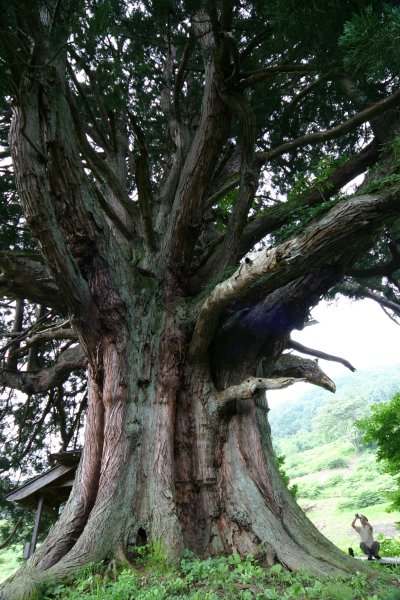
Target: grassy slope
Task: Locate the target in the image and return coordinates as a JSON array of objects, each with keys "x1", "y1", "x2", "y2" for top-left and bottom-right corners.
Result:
[
  {"x1": 280, "y1": 438, "x2": 400, "y2": 551},
  {"x1": 270, "y1": 365, "x2": 400, "y2": 552}
]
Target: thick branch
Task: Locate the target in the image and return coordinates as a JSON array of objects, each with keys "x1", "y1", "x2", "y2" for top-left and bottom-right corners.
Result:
[
  {"x1": 286, "y1": 340, "x2": 356, "y2": 372},
  {"x1": 270, "y1": 353, "x2": 337, "y2": 391},
  {"x1": 215, "y1": 376, "x2": 301, "y2": 407},
  {"x1": 10, "y1": 104, "x2": 93, "y2": 323},
  {"x1": 190, "y1": 189, "x2": 400, "y2": 358},
  {"x1": 0, "y1": 252, "x2": 64, "y2": 311},
  {"x1": 0, "y1": 345, "x2": 86, "y2": 395},
  {"x1": 161, "y1": 11, "x2": 230, "y2": 270}
]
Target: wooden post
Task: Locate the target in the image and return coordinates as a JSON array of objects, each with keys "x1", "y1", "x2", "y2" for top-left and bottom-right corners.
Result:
[{"x1": 29, "y1": 495, "x2": 44, "y2": 557}]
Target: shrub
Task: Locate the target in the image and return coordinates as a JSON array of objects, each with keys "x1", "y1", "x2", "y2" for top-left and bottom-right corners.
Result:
[
  {"x1": 298, "y1": 483, "x2": 324, "y2": 499},
  {"x1": 376, "y1": 535, "x2": 400, "y2": 557},
  {"x1": 357, "y1": 489, "x2": 388, "y2": 507},
  {"x1": 337, "y1": 496, "x2": 357, "y2": 510},
  {"x1": 326, "y1": 475, "x2": 343, "y2": 487},
  {"x1": 338, "y1": 488, "x2": 388, "y2": 510},
  {"x1": 316, "y1": 458, "x2": 348, "y2": 471},
  {"x1": 274, "y1": 453, "x2": 298, "y2": 499},
  {"x1": 325, "y1": 458, "x2": 348, "y2": 469}
]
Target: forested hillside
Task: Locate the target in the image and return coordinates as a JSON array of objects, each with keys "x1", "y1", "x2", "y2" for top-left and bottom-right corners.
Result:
[
  {"x1": 269, "y1": 365, "x2": 400, "y2": 441},
  {"x1": 269, "y1": 365, "x2": 400, "y2": 549}
]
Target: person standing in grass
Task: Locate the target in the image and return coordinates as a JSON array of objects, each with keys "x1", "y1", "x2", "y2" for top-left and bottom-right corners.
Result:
[{"x1": 351, "y1": 514, "x2": 381, "y2": 560}]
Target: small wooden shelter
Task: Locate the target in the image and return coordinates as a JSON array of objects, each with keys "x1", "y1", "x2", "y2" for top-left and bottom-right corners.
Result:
[{"x1": 5, "y1": 449, "x2": 81, "y2": 558}]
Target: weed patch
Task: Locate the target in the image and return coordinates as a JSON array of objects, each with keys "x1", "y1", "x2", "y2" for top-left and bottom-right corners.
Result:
[{"x1": 39, "y1": 552, "x2": 400, "y2": 600}]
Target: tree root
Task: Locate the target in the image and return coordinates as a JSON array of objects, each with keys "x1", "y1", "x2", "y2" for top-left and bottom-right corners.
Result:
[{"x1": 0, "y1": 572, "x2": 41, "y2": 600}]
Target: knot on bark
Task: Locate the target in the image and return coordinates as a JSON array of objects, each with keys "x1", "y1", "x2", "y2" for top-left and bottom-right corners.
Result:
[{"x1": 227, "y1": 506, "x2": 251, "y2": 528}]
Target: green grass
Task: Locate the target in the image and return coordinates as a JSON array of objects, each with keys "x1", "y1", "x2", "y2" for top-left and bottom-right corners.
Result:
[
  {"x1": 2, "y1": 438, "x2": 400, "y2": 595},
  {"x1": 279, "y1": 438, "x2": 400, "y2": 550},
  {"x1": 280, "y1": 439, "x2": 356, "y2": 478},
  {"x1": 0, "y1": 544, "x2": 23, "y2": 583},
  {"x1": 37, "y1": 553, "x2": 400, "y2": 600},
  {"x1": 3, "y1": 540, "x2": 400, "y2": 598},
  {"x1": 2, "y1": 543, "x2": 400, "y2": 599}
]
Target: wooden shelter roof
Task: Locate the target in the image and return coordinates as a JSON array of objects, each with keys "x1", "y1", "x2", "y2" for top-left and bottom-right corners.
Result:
[{"x1": 5, "y1": 449, "x2": 81, "y2": 515}]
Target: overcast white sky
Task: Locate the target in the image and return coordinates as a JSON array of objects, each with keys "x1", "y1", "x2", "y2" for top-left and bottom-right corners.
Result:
[{"x1": 268, "y1": 296, "x2": 400, "y2": 407}]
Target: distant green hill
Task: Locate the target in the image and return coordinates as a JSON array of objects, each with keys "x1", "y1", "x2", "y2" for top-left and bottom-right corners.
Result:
[{"x1": 268, "y1": 364, "x2": 400, "y2": 440}]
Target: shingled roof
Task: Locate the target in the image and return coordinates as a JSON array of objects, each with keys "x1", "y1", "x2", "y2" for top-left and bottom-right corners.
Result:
[{"x1": 5, "y1": 449, "x2": 82, "y2": 558}]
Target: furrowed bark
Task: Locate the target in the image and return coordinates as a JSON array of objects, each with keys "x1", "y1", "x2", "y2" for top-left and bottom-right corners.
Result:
[{"x1": 10, "y1": 103, "x2": 93, "y2": 329}]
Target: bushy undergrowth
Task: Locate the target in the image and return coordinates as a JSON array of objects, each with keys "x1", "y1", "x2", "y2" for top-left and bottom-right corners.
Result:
[
  {"x1": 40, "y1": 551, "x2": 400, "y2": 600},
  {"x1": 377, "y1": 536, "x2": 400, "y2": 558}
]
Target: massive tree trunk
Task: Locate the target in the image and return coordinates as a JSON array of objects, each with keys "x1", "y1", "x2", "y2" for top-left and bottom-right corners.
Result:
[
  {"x1": 2, "y1": 2, "x2": 400, "y2": 598},
  {"x1": 1, "y1": 305, "x2": 354, "y2": 599},
  {"x1": 0, "y1": 269, "x2": 372, "y2": 600}
]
